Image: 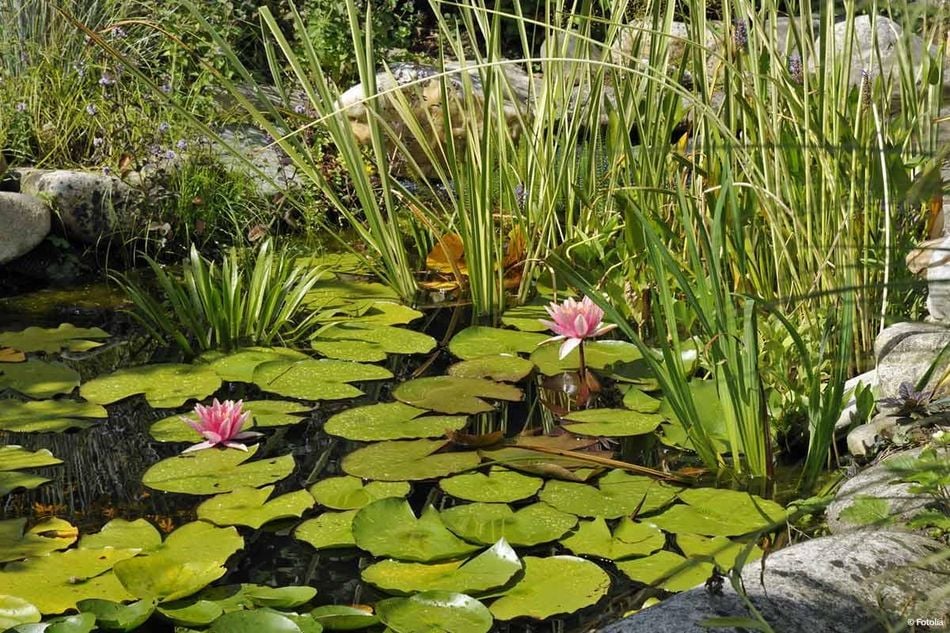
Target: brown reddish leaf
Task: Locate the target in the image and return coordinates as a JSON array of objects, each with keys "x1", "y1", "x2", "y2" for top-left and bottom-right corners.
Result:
[
  {"x1": 511, "y1": 432, "x2": 600, "y2": 452},
  {"x1": 118, "y1": 153, "x2": 134, "y2": 174},
  {"x1": 247, "y1": 224, "x2": 268, "y2": 242},
  {"x1": 0, "y1": 347, "x2": 25, "y2": 363},
  {"x1": 447, "y1": 429, "x2": 504, "y2": 448},
  {"x1": 193, "y1": 219, "x2": 206, "y2": 236},
  {"x1": 419, "y1": 278, "x2": 462, "y2": 292},
  {"x1": 502, "y1": 227, "x2": 526, "y2": 269},
  {"x1": 426, "y1": 234, "x2": 467, "y2": 275}
]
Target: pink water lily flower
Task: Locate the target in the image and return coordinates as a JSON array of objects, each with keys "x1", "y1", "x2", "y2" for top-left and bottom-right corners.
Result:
[
  {"x1": 539, "y1": 295, "x2": 617, "y2": 359},
  {"x1": 181, "y1": 398, "x2": 261, "y2": 453}
]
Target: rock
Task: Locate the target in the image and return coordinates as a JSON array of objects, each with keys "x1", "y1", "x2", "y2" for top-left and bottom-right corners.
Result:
[
  {"x1": 827, "y1": 448, "x2": 938, "y2": 533},
  {"x1": 846, "y1": 414, "x2": 900, "y2": 457},
  {"x1": 0, "y1": 192, "x2": 50, "y2": 264},
  {"x1": 874, "y1": 322, "x2": 950, "y2": 397},
  {"x1": 539, "y1": 30, "x2": 610, "y2": 83},
  {"x1": 214, "y1": 125, "x2": 298, "y2": 198},
  {"x1": 909, "y1": 235, "x2": 950, "y2": 323},
  {"x1": 835, "y1": 369, "x2": 878, "y2": 432},
  {"x1": 600, "y1": 531, "x2": 949, "y2": 632},
  {"x1": 611, "y1": 20, "x2": 722, "y2": 79},
  {"x1": 18, "y1": 168, "x2": 135, "y2": 245}
]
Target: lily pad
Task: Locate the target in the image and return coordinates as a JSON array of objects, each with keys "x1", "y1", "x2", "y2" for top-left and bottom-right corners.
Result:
[
  {"x1": 0, "y1": 518, "x2": 77, "y2": 563},
  {"x1": 151, "y1": 400, "x2": 311, "y2": 442},
  {"x1": 200, "y1": 347, "x2": 309, "y2": 382},
  {"x1": 622, "y1": 387, "x2": 661, "y2": 413},
  {"x1": 0, "y1": 399, "x2": 108, "y2": 433},
  {"x1": 208, "y1": 609, "x2": 309, "y2": 633},
  {"x1": 0, "y1": 595, "x2": 41, "y2": 629},
  {"x1": 0, "y1": 324, "x2": 109, "y2": 353},
  {"x1": 441, "y1": 503, "x2": 577, "y2": 547},
  {"x1": 11, "y1": 612, "x2": 97, "y2": 632},
  {"x1": 657, "y1": 382, "x2": 731, "y2": 452},
  {"x1": 142, "y1": 444, "x2": 295, "y2": 495},
  {"x1": 294, "y1": 511, "x2": 358, "y2": 550},
  {"x1": 489, "y1": 556, "x2": 610, "y2": 620},
  {"x1": 529, "y1": 340, "x2": 641, "y2": 376},
  {"x1": 648, "y1": 488, "x2": 786, "y2": 536},
  {"x1": 80, "y1": 363, "x2": 221, "y2": 408},
  {"x1": 447, "y1": 326, "x2": 549, "y2": 360},
  {"x1": 0, "y1": 446, "x2": 61, "y2": 496},
  {"x1": 75, "y1": 599, "x2": 155, "y2": 632},
  {"x1": 113, "y1": 522, "x2": 243, "y2": 603},
  {"x1": 615, "y1": 550, "x2": 713, "y2": 592},
  {"x1": 0, "y1": 360, "x2": 80, "y2": 398},
  {"x1": 352, "y1": 498, "x2": 479, "y2": 562},
  {"x1": 311, "y1": 323, "x2": 436, "y2": 360},
  {"x1": 676, "y1": 533, "x2": 762, "y2": 570},
  {"x1": 304, "y1": 278, "x2": 399, "y2": 309},
  {"x1": 539, "y1": 469, "x2": 679, "y2": 518},
  {"x1": 562, "y1": 408, "x2": 663, "y2": 437},
  {"x1": 156, "y1": 598, "x2": 223, "y2": 627},
  {"x1": 157, "y1": 584, "x2": 315, "y2": 627},
  {"x1": 242, "y1": 585, "x2": 317, "y2": 609},
  {"x1": 447, "y1": 356, "x2": 535, "y2": 382},
  {"x1": 197, "y1": 486, "x2": 314, "y2": 528},
  {"x1": 341, "y1": 439, "x2": 481, "y2": 481},
  {"x1": 251, "y1": 359, "x2": 390, "y2": 401},
  {"x1": 308, "y1": 476, "x2": 410, "y2": 510},
  {"x1": 500, "y1": 304, "x2": 551, "y2": 332},
  {"x1": 309, "y1": 605, "x2": 378, "y2": 630},
  {"x1": 324, "y1": 402, "x2": 467, "y2": 441},
  {"x1": 376, "y1": 591, "x2": 492, "y2": 633},
  {"x1": 309, "y1": 340, "x2": 387, "y2": 362},
  {"x1": 439, "y1": 468, "x2": 542, "y2": 503},
  {"x1": 79, "y1": 519, "x2": 162, "y2": 552},
  {"x1": 559, "y1": 518, "x2": 664, "y2": 560},
  {"x1": 393, "y1": 376, "x2": 522, "y2": 414},
  {"x1": 477, "y1": 446, "x2": 601, "y2": 481},
  {"x1": 362, "y1": 538, "x2": 522, "y2": 595}
]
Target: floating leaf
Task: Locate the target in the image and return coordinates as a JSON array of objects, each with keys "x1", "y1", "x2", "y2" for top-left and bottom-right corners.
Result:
[
  {"x1": 251, "y1": 359, "x2": 390, "y2": 401},
  {"x1": 539, "y1": 470, "x2": 679, "y2": 518},
  {"x1": 0, "y1": 518, "x2": 77, "y2": 563},
  {"x1": 341, "y1": 440, "x2": 481, "y2": 481},
  {"x1": 447, "y1": 356, "x2": 535, "y2": 382},
  {"x1": 562, "y1": 408, "x2": 663, "y2": 437},
  {"x1": 530, "y1": 340, "x2": 641, "y2": 376},
  {"x1": 439, "y1": 468, "x2": 542, "y2": 503},
  {"x1": 80, "y1": 363, "x2": 221, "y2": 408},
  {"x1": 311, "y1": 323, "x2": 436, "y2": 361},
  {"x1": 441, "y1": 503, "x2": 577, "y2": 546},
  {"x1": 447, "y1": 327, "x2": 548, "y2": 360},
  {"x1": 352, "y1": 498, "x2": 479, "y2": 562},
  {"x1": 0, "y1": 400, "x2": 107, "y2": 433},
  {"x1": 156, "y1": 583, "x2": 313, "y2": 626},
  {"x1": 324, "y1": 402, "x2": 467, "y2": 441},
  {"x1": 0, "y1": 595, "x2": 41, "y2": 629},
  {"x1": 0, "y1": 472, "x2": 49, "y2": 497},
  {"x1": 208, "y1": 609, "x2": 309, "y2": 633},
  {"x1": 294, "y1": 511, "x2": 357, "y2": 550},
  {"x1": 648, "y1": 488, "x2": 786, "y2": 536},
  {"x1": 242, "y1": 585, "x2": 317, "y2": 609},
  {"x1": 11, "y1": 612, "x2": 97, "y2": 632},
  {"x1": 0, "y1": 324, "x2": 109, "y2": 353},
  {"x1": 309, "y1": 605, "x2": 378, "y2": 630},
  {"x1": 79, "y1": 519, "x2": 162, "y2": 552},
  {"x1": 393, "y1": 377, "x2": 522, "y2": 414},
  {"x1": 156, "y1": 598, "x2": 223, "y2": 627},
  {"x1": 75, "y1": 599, "x2": 155, "y2": 632},
  {"x1": 0, "y1": 347, "x2": 26, "y2": 363},
  {"x1": 0, "y1": 360, "x2": 80, "y2": 398},
  {"x1": 197, "y1": 486, "x2": 314, "y2": 528},
  {"x1": 657, "y1": 383, "x2": 730, "y2": 451},
  {"x1": 0, "y1": 446, "x2": 61, "y2": 496},
  {"x1": 676, "y1": 533, "x2": 762, "y2": 570},
  {"x1": 615, "y1": 550, "x2": 713, "y2": 592},
  {"x1": 304, "y1": 278, "x2": 399, "y2": 309},
  {"x1": 308, "y1": 476, "x2": 410, "y2": 510},
  {"x1": 200, "y1": 347, "x2": 309, "y2": 382},
  {"x1": 113, "y1": 522, "x2": 243, "y2": 603},
  {"x1": 477, "y1": 446, "x2": 602, "y2": 481},
  {"x1": 559, "y1": 518, "x2": 664, "y2": 560},
  {"x1": 362, "y1": 538, "x2": 522, "y2": 595},
  {"x1": 142, "y1": 445, "x2": 295, "y2": 495},
  {"x1": 376, "y1": 592, "x2": 492, "y2": 633},
  {"x1": 489, "y1": 556, "x2": 609, "y2": 620},
  {"x1": 622, "y1": 387, "x2": 661, "y2": 413},
  {"x1": 500, "y1": 305, "x2": 551, "y2": 332}
]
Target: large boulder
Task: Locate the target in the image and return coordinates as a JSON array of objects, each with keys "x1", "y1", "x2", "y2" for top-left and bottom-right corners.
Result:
[
  {"x1": 874, "y1": 322, "x2": 950, "y2": 397},
  {"x1": 0, "y1": 192, "x2": 50, "y2": 264},
  {"x1": 600, "y1": 531, "x2": 949, "y2": 632}
]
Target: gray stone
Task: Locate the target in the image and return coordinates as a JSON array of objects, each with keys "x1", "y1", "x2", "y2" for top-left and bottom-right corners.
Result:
[
  {"x1": 214, "y1": 125, "x2": 298, "y2": 198},
  {"x1": 835, "y1": 370, "x2": 878, "y2": 432},
  {"x1": 611, "y1": 20, "x2": 722, "y2": 79},
  {"x1": 827, "y1": 448, "x2": 938, "y2": 533},
  {"x1": 874, "y1": 322, "x2": 950, "y2": 397},
  {"x1": 846, "y1": 415, "x2": 901, "y2": 457},
  {"x1": 539, "y1": 30, "x2": 610, "y2": 83},
  {"x1": 600, "y1": 531, "x2": 949, "y2": 632},
  {"x1": 0, "y1": 192, "x2": 50, "y2": 264},
  {"x1": 18, "y1": 168, "x2": 135, "y2": 245}
]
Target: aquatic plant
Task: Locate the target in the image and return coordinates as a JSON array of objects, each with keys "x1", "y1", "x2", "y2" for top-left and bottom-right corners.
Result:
[{"x1": 181, "y1": 398, "x2": 260, "y2": 453}]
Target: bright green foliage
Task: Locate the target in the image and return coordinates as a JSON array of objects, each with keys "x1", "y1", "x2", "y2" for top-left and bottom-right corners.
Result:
[
  {"x1": 649, "y1": 489, "x2": 786, "y2": 536},
  {"x1": 439, "y1": 468, "x2": 543, "y2": 503},
  {"x1": 0, "y1": 324, "x2": 109, "y2": 353},
  {"x1": 308, "y1": 476, "x2": 410, "y2": 510},
  {"x1": 562, "y1": 408, "x2": 664, "y2": 437},
  {"x1": 324, "y1": 402, "x2": 467, "y2": 441},
  {"x1": 294, "y1": 511, "x2": 358, "y2": 550},
  {"x1": 341, "y1": 439, "x2": 481, "y2": 481},
  {"x1": 309, "y1": 605, "x2": 379, "y2": 629},
  {"x1": 393, "y1": 377, "x2": 522, "y2": 414},
  {"x1": 560, "y1": 518, "x2": 665, "y2": 560},
  {"x1": 251, "y1": 358, "x2": 390, "y2": 401},
  {"x1": 142, "y1": 445, "x2": 295, "y2": 495},
  {"x1": 447, "y1": 327, "x2": 549, "y2": 360},
  {"x1": 376, "y1": 592, "x2": 492, "y2": 633},
  {"x1": 80, "y1": 363, "x2": 222, "y2": 408},
  {"x1": 0, "y1": 446, "x2": 61, "y2": 497},
  {"x1": 616, "y1": 551, "x2": 713, "y2": 592},
  {"x1": 0, "y1": 595, "x2": 41, "y2": 629},
  {"x1": 0, "y1": 360, "x2": 79, "y2": 398},
  {"x1": 676, "y1": 533, "x2": 762, "y2": 570},
  {"x1": 0, "y1": 399, "x2": 107, "y2": 433},
  {"x1": 539, "y1": 470, "x2": 679, "y2": 518},
  {"x1": 352, "y1": 498, "x2": 480, "y2": 562},
  {"x1": 196, "y1": 486, "x2": 315, "y2": 528},
  {"x1": 0, "y1": 518, "x2": 77, "y2": 563},
  {"x1": 440, "y1": 503, "x2": 577, "y2": 546},
  {"x1": 488, "y1": 556, "x2": 610, "y2": 620},
  {"x1": 79, "y1": 519, "x2": 162, "y2": 552},
  {"x1": 76, "y1": 599, "x2": 155, "y2": 632}
]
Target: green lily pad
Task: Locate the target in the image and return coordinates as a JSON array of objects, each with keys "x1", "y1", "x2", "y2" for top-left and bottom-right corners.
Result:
[
  {"x1": 447, "y1": 356, "x2": 535, "y2": 382},
  {"x1": 362, "y1": 538, "x2": 522, "y2": 595},
  {"x1": 0, "y1": 472, "x2": 49, "y2": 497},
  {"x1": 615, "y1": 550, "x2": 713, "y2": 592},
  {"x1": 200, "y1": 347, "x2": 310, "y2": 382},
  {"x1": 500, "y1": 304, "x2": 551, "y2": 332},
  {"x1": 11, "y1": 612, "x2": 97, "y2": 632},
  {"x1": 562, "y1": 408, "x2": 663, "y2": 437},
  {"x1": 304, "y1": 278, "x2": 399, "y2": 309},
  {"x1": 156, "y1": 598, "x2": 223, "y2": 627},
  {"x1": 530, "y1": 340, "x2": 641, "y2": 376},
  {"x1": 345, "y1": 301, "x2": 424, "y2": 326},
  {"x1": 156, "y1": 584, "x2": 315, "y2": 627},
  {"x1": 294, "y1": 511, "x2": 358, "y2": 550},
  {"x1": 80, "y1": 363, "x2": 222, "y2": 408},
  {"x1": 676, "y1": 533, "x2": 762, "y2": 570},
  {"x1": 311, "y1": 323, "x2": 436, "y2": 360},
  {"x1": 0, "y1": 446, "x2": 61, "y2": 496},
  {"x1": 208, "y1": 609, "x2": 310, "y2": 633},
  {"x1": 308, "y1": 476, "x2": 410, "y2": 510},
  {"x1": 0, "y1": 595, "x2": 41, "y2": 629},
  {"x1": 113, "y1": 522, "x2": 243, "y2": 603},
  {"x1": 309, "y1": 605, "x2": 378, "y2": 630},
  {"x1": 439, "y1": 467, "x2": 542, "y2": 503},
  {"x1": 0, "y1": 547, "x2": 138, "y2": 613},
  {"x1": 447, "y1": 326, "x2": 549, "y2": 360},
  {"x1": 142, "y1": 444, "x2": 295, "y2": 495},
  {"x1": 393, "y1": 376, "x2": 522, "y2": 414},
  {"x1": 79, "y1": 519, "x2": 162, "y2": 552},
  {"x1": 309, "y1": 340, "x2": 386, "y2": 362},
  {"x1": 539, "y1": 470, "x2": 679, "y2": 518},
  {"x1": 242, "y1": 585, "x2": 317, "y2": 609},
  {"x1": 0, "y1": 518, "x2": 77, "y2": 563},
  {"x1": 75, "y1": 599, "x2": 155, "y2": 632},
  {"x1": 341, "y1": 440, "x2": 481, "y2": 481},
  {"x1": 0, "y1": 400, "x2": 107, "y2": 433},
  {"x1": 197, "y1": 486, "x2": 314, "y2": 528},
  {"x1": 489, "y1": 556, "x2": 610, "y2": 620},
  {"x1": 622, "y1": 387, "x2": 661, "y2": 413},
  {"x1": 441, "y1": 503, "x2": 577, "y2": 547},
  {"x1": 376, "y1": 591, "x2": 492, "y2": 633},
  {"x1": 559, "y1": 518, "x2": 664, "y2": 560},
  {"x1": 251, "y1": 359, "x2": 390, "y2": 401},
  {"x1": 648, "y1": 488, "x2": 786, "y2": 536},
  {"x1": 0, "y1": 360, "x2": 80, "y2": 398},
  {"x1": 657, "y1": 382, "x2": 731, "y2": 452},
  {"x1": 324, "y1": 402, "x2": 467, "y2": 441},
  {"x1": 151, "y1": 400, "x2": 311, "y2": 442},
  {"x1": 0, "y1": 324, "x2": 109, "y2": 353},
  {"x1": 352, "y1": 498, "x2": 479, "y2": 562}
]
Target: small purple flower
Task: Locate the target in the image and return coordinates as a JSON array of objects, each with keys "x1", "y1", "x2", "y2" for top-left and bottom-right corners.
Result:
[
  {"x1": 514, "y1": 182, "x2": 526, "y2": 209},
  {"x1": 14, "y1": 102, "x2": 26, "y2": 113},
  {"x1": 86, "y1": 103, "x2": 98, "y2": 116},
  {"x1": 160, "y1": 81, "x2": 172, "y2": 94},
  {"x1": 157, "y1": 122, "x2": 170, "y2": 135},
  {"x1": 733, "y1": 19, "x2": 748, "y2": 48},
  {"x1": 99, "y1": 72, "x2": 114, "y2": 87},
  {"x1": 102, "y1": 166, "x2": 112, "y2": 176},
  {"x1": 788, "y1": 54, "x2": 803, "y2": 84},
  {"x1": 861, "y1": 68, "x2": 872, "y2": 106},
  {"x1": 164, "y1": 149, "x2": 177, "y2": 160},
  {"x1": 176, "y1": 139, "x2": 187, "y2": 151},
  {"x1": 111, "y1": 26, "x2": 127, "y2": 40},
  {"x1": 72, "y1": 61, "x2": 86, "y2": 78},
  {"x1": 293, "y1": 104, "x2": 306, "y2": 115},
  {"x1": 93, "y1": 136, "x2": 104, "y2": 148},
  {"x1": 149, "y1": 144, "x2": 163, "y2": 157}
]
